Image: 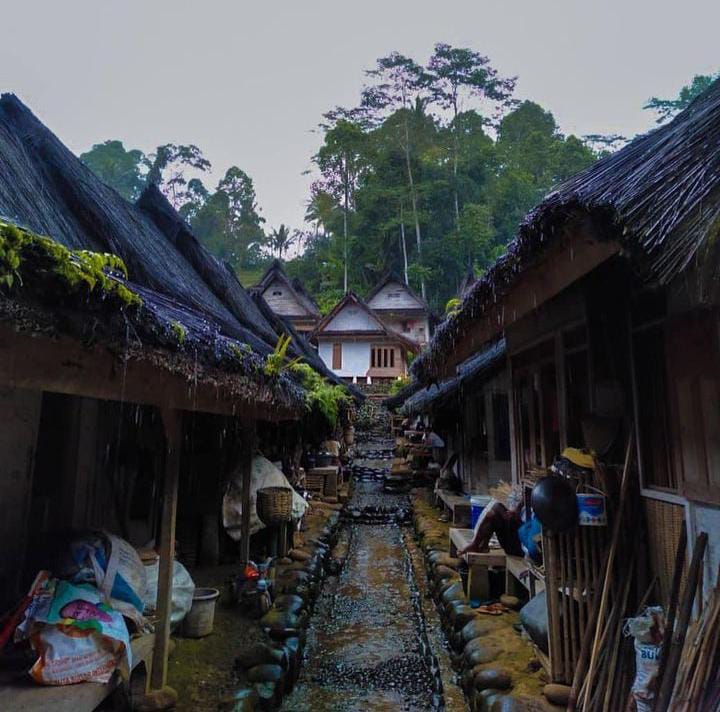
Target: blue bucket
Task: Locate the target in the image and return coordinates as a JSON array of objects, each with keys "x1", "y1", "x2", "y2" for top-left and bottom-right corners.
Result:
[{"x1": 470, "y1": 495, "x2": 492, "y2": 528}]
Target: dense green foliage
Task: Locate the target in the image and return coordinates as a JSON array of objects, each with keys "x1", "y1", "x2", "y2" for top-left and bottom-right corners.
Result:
[
  {"x1": 645, "y1": 72, "x2": 719, "y2": 123},
  {"x1": 81, "y1": 142, "x2": 267, "y2": 271},
  {"x1": 285, "y1": 45, "x2": 598, "y2": 311},
  {"x1": 80, "y1": 57, "x2": 714, "y2": 312},
  {"x1": 289, "y1": 362, "x2": 351, "y2": 428}
]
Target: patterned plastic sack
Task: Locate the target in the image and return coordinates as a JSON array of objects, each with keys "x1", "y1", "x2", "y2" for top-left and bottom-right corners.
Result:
[{"x1": 18, "y1": 578, "x2": 131, "y2": 685}]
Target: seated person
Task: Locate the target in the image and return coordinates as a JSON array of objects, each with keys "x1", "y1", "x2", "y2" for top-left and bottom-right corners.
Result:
[{"x1": 458, "y1": 488, "x2": 542, "y2": 562}]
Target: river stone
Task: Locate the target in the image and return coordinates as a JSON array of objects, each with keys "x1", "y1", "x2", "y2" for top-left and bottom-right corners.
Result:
[
  {"x1": 288, "y1": 548, "x2": 312, "y2": 562},
  {"x1": 253, "y1": 681, "x2": 277, "y2": 703},
  {"x1": 219, "y1": 686, "x2": 259, "y2": 712},
  {"x1": 434, "y1": 564, "x2": 459, "y2": 581},
  {"x1": 461, "y1": 617, "x2": 503, "y2": 643},
  {"x1": 273, "y1": 594, "x2": 304, "y2": 613},
  {"x1": 437, "y1": 577, "x2": 462, "y2": 596},
  {"x1": 235, "y1": 643, "x2": 285, "y2": 669},
  {"x1": 519, "y1": 591, "x2": 549, "y2": 654},
  {"x1": 474, "y1": 669, "x2": 512, "y2": 691},
  {"x1": 277, "y1": 557, "x2": 292, "y2": 565},
  {"x1": 428, "y1": 552, "x2": 461, "y2": 569},
  {"x1": 451, "y1": 604, "x2": 478, "y2": 629},
  {"x1": 245, "y1": 664, "x2": 284, "y2": 683},
  {"x1": 441, "y1": 581, "x2": 465, "y2": 605},
  {"x1": 464, "y1": 639, "x2": 500, "y2": 666},
  {"x1": 500, "y1": 594, "x2": 522, "y2": 610},
  {"x1": 260, "y1": 609, "x2": 299, "y2": 631},
  {"x1": 543, "y1": 683, "x2": 572, "y2": 705},
  {"x1": 491, "y1": 695, "x2": 538, "y2": 712},
  {"x1": 476, "y1": 688, "x2": 503, "y2": 712}
]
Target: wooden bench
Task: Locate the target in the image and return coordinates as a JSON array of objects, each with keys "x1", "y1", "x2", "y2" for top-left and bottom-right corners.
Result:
[
  {"x1": 505, "y1": 554, "x2": 545, "y2": 597},
  {"x1": 449, "y1": 527, "x2": 506, "y2": 600},
  {"x1": 436, "y1": 490, "x2": 472, "y2": 527},
  {"x1": 0, "y1": 632, "x2": 154, "y2": 712}
]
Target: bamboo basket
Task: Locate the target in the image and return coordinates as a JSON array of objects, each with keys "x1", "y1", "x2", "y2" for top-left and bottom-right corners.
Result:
[{"x1": 256, "y1": 487, "x2": 293, "y2": 526}]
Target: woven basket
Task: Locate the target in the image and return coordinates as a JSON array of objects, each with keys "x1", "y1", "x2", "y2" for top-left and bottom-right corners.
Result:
[{"x1": 256, "y1": 487, "x2": 293, "y2": 526}]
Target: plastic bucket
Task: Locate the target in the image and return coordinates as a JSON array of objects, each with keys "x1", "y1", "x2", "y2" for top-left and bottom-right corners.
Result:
[
  {"x1": 182, "y1": 587, "x2": 219, "y2": 638},
  {"x1": 470, "y1": 495, "x2": 492, "y2": 529}
]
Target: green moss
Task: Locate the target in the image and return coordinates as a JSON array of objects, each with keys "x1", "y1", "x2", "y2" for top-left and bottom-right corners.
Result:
[
  {"x1": 0, "y1": 220, "x2": 142, "y2": 308},
  {"x1": 170, "y1": 320, "x2": 187, "y2": 344},
  {"x1": 230, "y1": 342, "x2": 253, "y2": 361}
]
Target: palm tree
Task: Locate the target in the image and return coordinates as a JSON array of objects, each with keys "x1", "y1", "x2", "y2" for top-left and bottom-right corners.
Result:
[{"x1": 267, "y1": 224, "x2": 297, "y2": 260}]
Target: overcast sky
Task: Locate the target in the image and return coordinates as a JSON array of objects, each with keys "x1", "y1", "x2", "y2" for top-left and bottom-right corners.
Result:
[{"x1": 1, "y1": 1, "x2": 718, "y2": 230}]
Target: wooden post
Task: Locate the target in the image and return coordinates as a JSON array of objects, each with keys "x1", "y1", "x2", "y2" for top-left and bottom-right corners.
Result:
[
  {"x1": 240, "y1": 423, "x2": 257, "y2": 564},
  {"x1": 151, "y1": 408, "x2": 182, "y2": 691}
]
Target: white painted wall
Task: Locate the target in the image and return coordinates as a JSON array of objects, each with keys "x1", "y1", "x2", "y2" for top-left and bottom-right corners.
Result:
[
  {"x1": 368, "y1": 281, "x2": 424, "y2": 310},
  {"x1": 688, "y1": 501, "x2": 720, "y2": 600},
  {"x1": 326, "y1": 304, "x2": 379, "y2": 332},
  {"x1": 318, "y1": 340, "x2": 371, "y2": 379},
  {"x1": 262, "y1": 278, "x2": 306, "y2": 316}
]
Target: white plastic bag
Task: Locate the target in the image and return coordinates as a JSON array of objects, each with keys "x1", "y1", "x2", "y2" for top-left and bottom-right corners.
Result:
[
  {"x1": 58, "y1": 532, "x2": 147, "y2": 626},
  {"x1": 625, "y1": 606, "x2": 665, "y2": 712},
  {"x1": 142, "y1": 560, "x2": 195, "y2": 628}
]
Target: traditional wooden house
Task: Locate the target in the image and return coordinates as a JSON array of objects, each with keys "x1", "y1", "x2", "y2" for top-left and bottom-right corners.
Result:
[
  {"x1": 250, "y1": 259, "x2": 320, "y2": 334},
  {"x1": 414, "y1": 78, "x2": 720, "y2": 687},
  {"x1": 397, "y1": 339, "x2": 510, "y2": 494},
  {"x1": 365, "y1": 273, "x2": 431, "y2": 347},
  {"x1": 311, "y1": 291, "x2": 419, "y2": 385},
  {"x1": 0, "y1": 94, "x2": 325, "y2": 709}
]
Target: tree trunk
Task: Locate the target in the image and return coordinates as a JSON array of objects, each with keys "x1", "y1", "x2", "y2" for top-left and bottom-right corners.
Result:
[
  {"x1": 400, "y1": 202, "x2": 409, "y2": 285},
  {"x1": 403, "y1": 117, "x2": 425, "y2": 300},
  {"x1": 343, "y1": 164, "x2": 349, "y2": 294}
]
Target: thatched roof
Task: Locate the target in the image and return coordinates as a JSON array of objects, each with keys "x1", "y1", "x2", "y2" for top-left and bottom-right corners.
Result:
[
  {"x1": 251, "y1": 259, "x2": 320, "y2": 317},
  {"x1": 417, "y1": 78, "x2": 720, "y2": 382},
  {"x1": 0, "y1": 93, "x2": 310, "y2": 412},
  {"x1": 383, "y1": 378, "x2": 425, "y2": 411},
  {"x1": 404, "y1": 339, "x2": 505, "y2": 416}
]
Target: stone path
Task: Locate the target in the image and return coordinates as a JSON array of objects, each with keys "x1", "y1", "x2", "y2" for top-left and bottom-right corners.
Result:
[{"x1": 281, "y1": 423, "x2": 467, "y2": 711}]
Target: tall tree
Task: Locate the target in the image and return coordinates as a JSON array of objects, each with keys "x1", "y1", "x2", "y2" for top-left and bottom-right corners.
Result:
[
  {"x1": 146, "y1": 143, "x2": 211, "y2": 209},
  {"x1": 80, "y1": 140, "x2": 147, "y2": 201},
  {"x1": 315, "y1": 110, "x2": 367, "y2": 292},
  {"x1": 362, "y1": 52, "x2": 431, "y2": 299},
  {"x1": 644, "y1": 72, "x2": 719, "y2": 123},
  {"x1": 266, "y1": 224, "x2": 297, "y2": 260},
  {"x1": 426, "y1": 43, "x2": 516, "y2": 229}
]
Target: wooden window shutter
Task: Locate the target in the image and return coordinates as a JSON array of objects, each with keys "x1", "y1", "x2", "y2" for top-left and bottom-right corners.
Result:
[
  {"x1": 332, "y1": 343, "x2": 342, "y2": 370},
  {"x1": 666, "y1": 310, "x2": 720, "y2": 505}
]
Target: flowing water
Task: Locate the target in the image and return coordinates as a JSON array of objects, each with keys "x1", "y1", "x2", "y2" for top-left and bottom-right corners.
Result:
[{"x1": 281, "y1": 436, "x2": 464, "y2": 712}]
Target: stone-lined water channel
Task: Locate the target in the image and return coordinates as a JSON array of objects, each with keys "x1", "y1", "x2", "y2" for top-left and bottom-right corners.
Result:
[{"x1": 281, "y1": 439, "x2": 467, "y2": 712}]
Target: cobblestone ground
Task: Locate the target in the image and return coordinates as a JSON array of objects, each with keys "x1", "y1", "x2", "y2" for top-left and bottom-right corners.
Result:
[{"x1": 281, "y1": 427, "x2": 467, "y2": 712}]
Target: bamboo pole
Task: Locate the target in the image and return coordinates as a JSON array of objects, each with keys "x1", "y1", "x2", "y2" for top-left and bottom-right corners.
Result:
[
  {"x1": 582, "y1": 430, "x2": 635, "y2": 706},
  {"x1": 654, "y1": 531, "x2": 708, "y2": 712},
  {"x1": 239, "y1": 423, "x2": 257, "y2": 564},
  {"x1": 151, "y1": 408, "x2": 182, "y2": 691},
  {"x1": 654, "y1": 522, "x2": 687, "y2": 708}
]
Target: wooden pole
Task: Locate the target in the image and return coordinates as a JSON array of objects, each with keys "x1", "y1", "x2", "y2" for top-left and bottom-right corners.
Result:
[
  {"x1": 654, "y1": 531, "x2": 708, "y2": 712},
  {"x1": 240, "y1": 423, "x2": 257, "y2": 564},
  {"x1": 582, "y1": 430, "x2": 635, "y2": 706},
  {"x1": 151, "y1": 408, "x2": 182, "y2": 691},
  {"x1": 654, "y1": 522, "x2": 687, "y2": 706}
]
